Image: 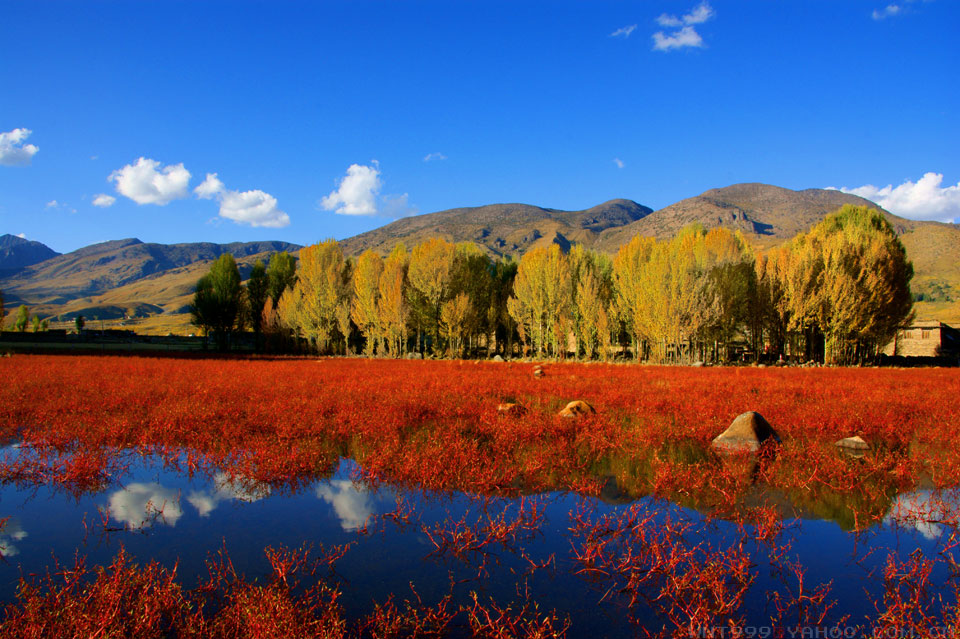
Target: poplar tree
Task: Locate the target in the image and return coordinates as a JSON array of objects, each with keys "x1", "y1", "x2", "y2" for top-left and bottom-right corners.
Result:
[
  {"x1": 245, "y1": 259, "x2": 269, "y2": 343},
  {"x1": 613, "y1": 235, "x2": 656, "y2": 359},
  {"x1": 14, "y1": 305, "x2": 29, "y2": 333},
  {"x1": 266, "y1": 251, "x2": 298, "y2": 306},
  {"x1": 352, "y1": 250, "x2": 384, "y2": 356},
  {"x1": 407, "y1": 237, "x2": 455, "y2": 353},
  {"x1": 784, "y1": 205, "x2": 913, "y2": 363},
  {"x1": 190, "y1": 254, "x2": 243, "y2": 350},
  {"x1": 379, "y1": 243, "x2": 409, "y2": 357},
  {"x1": 285, "y1": 240, "x2": 350, "y2": 353}
]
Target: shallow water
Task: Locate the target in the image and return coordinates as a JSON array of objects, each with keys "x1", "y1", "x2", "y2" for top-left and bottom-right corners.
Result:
[{"x1": 0, "y1": 446, "x2": 956, "y2": 635}]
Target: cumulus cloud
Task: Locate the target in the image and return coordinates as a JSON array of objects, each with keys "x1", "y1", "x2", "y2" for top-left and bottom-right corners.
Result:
[
  {"x1": 613, "y1": 158, "x2": 625, "y2": 169},
  {"x1": 195, "y1": 173, "x2": 290, "y2": 228},
  {"x1": 0, "y1": 128, "x2": 39, "y2": 166},
  {"x1": 423, "y1": 152, "x2": 448, "y2": 162},
  {"x1": 653, "y1": 2, "x2": 713, "y2": 51},
  {"x1": 321, "y1": 163, "x2": 382, "y2": 216},
  {"x1": 92, "y1": 193, "x2": 116, "y2": 208},
  {"x1": 15, "y1": 233, "x2": 26, "y2": 239},
  {"x1": 187, "y1": 472, "x2": 271, "y2": 517},
  {"x1": 316, "y1": 480, "x2": 375, "y2": 531},
  {"x1": 610, "y1": 24, "x2": 637, "y2": 38},
  {"x1": 831, "y1": 173, "x2": 960, "y2": 224},
  {"x1": 872, "y1": 4, "x2": 902, "y2": 19},
  {"x1": 109, "y1": 157, "x2": 191, "y2": 205},
  {"x1": 108, "y1": 483, "x2": 183, "y2": 528},
  {"x1": 45, "y1": 200, "x2": 59, "y2": 209}
]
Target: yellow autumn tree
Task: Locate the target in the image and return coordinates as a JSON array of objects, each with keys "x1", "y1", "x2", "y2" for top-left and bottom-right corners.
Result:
[
  {"x1": 378, "y1": 243, "x2": 409, "y2": 357},
  {"x1": 784, "y1": 205, "x2": 913, "y2": 363},
  {"x1": 407, "y1": 237, "x2": 455, "y2": 353},
  {"x1": 508, "y1": 244, "x2": 572, "y2": 357},
  {"x1": 284, "y1": 239, "x2": 350, "y2": 353},
  {"x1": 351, "y1": 250, "x2": 384, "y2": 356},
  {"x1": 440, "y1": 292, "x2": 474, "y2": 357}
]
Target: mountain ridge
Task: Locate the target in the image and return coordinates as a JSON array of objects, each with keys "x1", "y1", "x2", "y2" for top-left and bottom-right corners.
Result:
[{"x1": 2, "y1": 183, "x2": 958, "y2": 329}]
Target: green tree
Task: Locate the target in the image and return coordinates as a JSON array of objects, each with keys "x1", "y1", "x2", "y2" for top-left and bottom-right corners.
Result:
[
  {"x1": 245, "y1": 259, "x2": 269, "y2": 346},
  {"x1": 0, "y1": 289, "x2": 4, "y2": 330},
  {"x1": 14, "y1": 305, "x2": 29, "y2": 333},
  {"x1": 490, "y1": 258, "x2": 518, "y2": 356},
  {"x1": 31, "y1": 315, "x2": 40, "y2": 333},
  {"x1": 448, "y1": 242, "x2": 493, "y2": 355},
  {"x1": 266, "y1": 251, "x2": 298, "y2": 306},
  {"x1": 190, "y1": 254, "x2": 243, "y2": 350},
  {"x1": 75, "y1": 315, "x2": 86, "y2": 333}
]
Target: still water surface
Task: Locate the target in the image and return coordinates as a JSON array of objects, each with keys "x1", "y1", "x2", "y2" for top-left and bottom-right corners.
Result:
[{"x1": 0, "y1": 447, "x2": 955, "y2": 634}]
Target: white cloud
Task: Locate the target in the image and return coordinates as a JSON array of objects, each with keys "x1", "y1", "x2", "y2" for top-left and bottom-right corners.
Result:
[
  {"x1": 316, "y1": 480, "x2": 375, "y2": 531},
  {"x1": 872, "y1": 4, "x2": 902, "y2": 19},
  {"x1": 194, "y1": 172, "x2": 290, "y2": 228},
  {"x1": 321, "y1": 163, "x2": 382, "y2": 216},
  {"x1": 45, "y1": 200, "x2": 59, "y2": 209},
  {"x1": 610, "y1": 24, "x2": 637, "y2": 38},
  {"x1": 423, "y1": 152, "x2": 448, "y2": 162},
  {"x1": 92, "y1": 193, "x2": 116, "y2": 208},
  {"x1": 653, "y1": 2, "x2": 713, "y2": 51},
  {"x1": 656, "y1": 14, "x2": 683, "y2": 27},
  {"x1": 194, "y1": 173, "x2": 225, "y2": 199},
  {"x1": 831, "y1": 172, "x2": 960, "y2": 224},
  {"x1": 613, "y1": 158, "x2": 625, "y2": 169},
  {"x1": 16, "y1": 233, "x2": 26, "y2": 239},
  {"x1": 108, "y1": 482, "x2": 183, "y2": 528},
  {"x1": 653, "y1": 26, "x2": 705, "y2": 51},
  {"x1": 683, "y1": 1, "x2": 715, "y2": 25},
  {"x1": 109, "y1": 157, "x2": 191, "y2": 205},
  {"x1": 0, "y1": 128, "x2": 39, "y2": 166}
]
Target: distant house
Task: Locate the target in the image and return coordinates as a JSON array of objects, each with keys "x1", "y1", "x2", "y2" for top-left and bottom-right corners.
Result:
[{"x1": 883, "y1": 321, "x2": 960, "y2": 358}]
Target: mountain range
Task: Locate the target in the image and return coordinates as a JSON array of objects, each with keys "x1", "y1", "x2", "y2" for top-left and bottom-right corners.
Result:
[{"x1": 1, "y1": 183, "x2": 958, "y2": 332}]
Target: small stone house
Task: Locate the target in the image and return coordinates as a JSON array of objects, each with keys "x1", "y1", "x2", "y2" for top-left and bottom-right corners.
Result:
[{"x1": 883, "y1": 321, "x2": 960, "y2": 358}]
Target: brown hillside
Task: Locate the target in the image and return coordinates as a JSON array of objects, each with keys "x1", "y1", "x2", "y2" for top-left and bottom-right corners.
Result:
[
  {"x1": 338, "y1": 199, "x2": 653, "y2": 258},
  {"x1": 596, "y1": 183, "x2": 918, "y2": 252}
]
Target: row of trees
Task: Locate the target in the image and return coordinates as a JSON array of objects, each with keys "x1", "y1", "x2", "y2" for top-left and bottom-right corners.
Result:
[
  {"x1": 191, "y1": 205, "x2": 913, "y2": 364},
  {"x1": 0, "y1": 294, "x2": 52, "y2": 333}
]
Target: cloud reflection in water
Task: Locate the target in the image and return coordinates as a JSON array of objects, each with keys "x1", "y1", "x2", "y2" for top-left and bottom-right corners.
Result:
[
  {"x1": 316, "y1": 480, "x2": 375, "y2": 531},
  {"x1": 187, "y1": 472, "x2": 271, "y2": 517},
  {"x1": 0, "y1": 518, "x2": 28, "y2": 557},
  {"x1": 108, "y1": 483, "x2": 183, "y2": 528},
  {"x1": 886, "y1": 489, "x2": 960, "y2": 540}
]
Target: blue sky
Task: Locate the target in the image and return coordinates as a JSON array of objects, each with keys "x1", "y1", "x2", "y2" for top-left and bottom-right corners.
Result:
[{"x1": 1, "y1": 0, "x2": 957, "y2": 253}]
